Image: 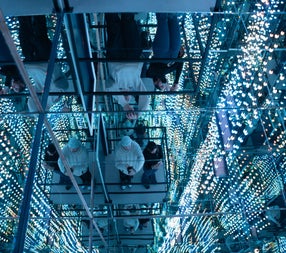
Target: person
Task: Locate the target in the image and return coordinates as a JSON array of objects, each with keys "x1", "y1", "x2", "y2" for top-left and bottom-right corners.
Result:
[
  {"x1": 141, "y1": 141, "x2": 163, "y2": 189},
  {"x1": 1, "y1": 15, "x2": 70, "y2": 113},
  {"x1": 25, "y1": 62, "x2": 69, "y2": 113},
  {"x1": 105, "y1": 13, "x2": 150, "y2": 120},
  {"x1": 58, "y1": 137, "x2": 92, "y2": 189},
  {"x1": 122, "y1": 204, "x2": 140, "y2": 234},
  {"x1": 145, "y1": 13, "x2": 184, "y2": 91},
  {"x1": 139, "y1": 218, "x2": 150, "y2": 230},
  {"x1": 115, "y1": 135, "x2": 144, "y2": 190},
  {"x1": 42, "y1": 143, "x2": 72, "y2": 189},
  {"x1": 0, "y1": 15, "x2": 51, "y2": 93},
  {"x1": 133, "y1": 119, "x2": 149, "y2": 149},
  {"x1": 0, "y1": 65, "x2": 25, "y2": 93},
  {"x1": 0, "y1": 30, "x2": 26, "y2": 94},
  {"x1": 18, "y1": 15, "x2": 52, "y2": 62}
]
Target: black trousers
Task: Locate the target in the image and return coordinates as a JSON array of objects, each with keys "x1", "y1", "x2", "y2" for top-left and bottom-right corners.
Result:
[
  {"x1": 105, "y1": 13, "x2": 142, "y2": 60},
  {"x1": 80, "y1": 170, "x2": 92, "y2": 185},
  {"x1": 119, "y1": 170, "x2": 133, "y2": 186},
  {"x1": 18, "y1": 15, "x2": 52, "y2": 61},
  {"x1": 64, "y1": 170, "x2": 93, "y2": 187}
]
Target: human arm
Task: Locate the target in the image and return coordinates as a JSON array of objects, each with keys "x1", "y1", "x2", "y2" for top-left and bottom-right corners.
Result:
[
  {"x1": 173, "y1": 61, "x2": 183, "y2": 85},
  {"x1": 132, "y1": 142, "x2": 145, "y2": 172},
  {"x1": 58, "y1": 156, "x2": 67, "y2": 175},
  {"x1": 115, "y1": 148, "x2": 131, "y2": 174},
  {"x1": 71, "y1": 148, "x2": 89, "y2": 176},
  {"x1": 42, "y1": 161, "x2": 54, "y2": 171}
]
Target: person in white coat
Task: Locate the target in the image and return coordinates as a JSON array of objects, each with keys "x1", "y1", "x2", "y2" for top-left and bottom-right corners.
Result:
[
  {"x1": 58, "y1": 137, "x2": 92, "y2": 189},
  {"x1": 105, "y1": 13, "x2": 150, "y2": 120},
  {"x1": 115, "y1": 136, "x2": 144, "y2": 190},
  {"x1": 122, "y1": 204, "x2": 140, "y2": 234},
  {"x1": 25, "y1": 62, "x2": 70, "y2": 113}
]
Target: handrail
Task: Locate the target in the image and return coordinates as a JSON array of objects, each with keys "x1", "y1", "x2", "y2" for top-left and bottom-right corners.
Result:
[
  {"x1": 95, "y1": 114, "x2": 110, "y2": 202},
  {"x1": 95, "y1": 113, "x2": 121, "y2": 243}
]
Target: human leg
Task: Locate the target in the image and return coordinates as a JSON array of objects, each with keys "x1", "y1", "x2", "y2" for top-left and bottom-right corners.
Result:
[
  {"x1": 152, "y1": 13, "x2": 170, "y2": 58},
  {"x1": 18, "y1": 15, "x2": 51, "y2": 61},
  {"x1": 80, "y1": 170, "x2": 92, "y2": 185},
  {"x1": 31, "y1": 15, "x2": 52, "y2": 60},
  {"x1": 58, "y1": 171, "x2": 72, "y2": 190},
  {"x1": 105, "y1": 13, "x2": 124, "y2": 59},
  {"x1": 141, "y1": 168, "x2": 156, "y2": 188},
  {"x1": 168, "y1": 14, "x2": 181, "y2": 58},
  {"x1": 119, "y1": 170, "x2": 132, "y2": 188},
  {"x1": 18, "y1": 16, "x2": 34, "y2": 61},
  {"x1": 121, "y1": 13, "x2": 142, "y2": 59}
]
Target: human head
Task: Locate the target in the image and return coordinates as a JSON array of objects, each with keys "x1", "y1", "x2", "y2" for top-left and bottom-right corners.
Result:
[
  {"x1": 153, "y1": 76, "x2": 167, "y2": 91},
  {"x1": 120, "y1": 136, "x2": 132, "y2": 150},
  {"x1": 46, "y1": 143, "x2": 56, "y2": 155},
  {"x1": 146, "y1": 141, "x2": 157, "y2": 154},
  {"x1": 11, "y1": 79, "x2": 26, "y2": 93},
  {"x1": 68, "y1": 137, "x2": 81, "y2": 152}
]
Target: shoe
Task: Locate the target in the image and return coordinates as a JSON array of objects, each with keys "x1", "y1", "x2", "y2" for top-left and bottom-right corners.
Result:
[
  {"x1": 144, "y1": 184, "x2": 150, "y2": 189},
  {"x1": 121, "y1": 185, "x2": 127, "y2": 190},
  {"x1": 127, "y1": 184, "x2": 132, "y2": 188},
  {"x1": 81, "y1": 185, "x2": 87, "y2": 190},
  {"x1": 65, "y1": 185, "x2": 72, "y2": 190}
]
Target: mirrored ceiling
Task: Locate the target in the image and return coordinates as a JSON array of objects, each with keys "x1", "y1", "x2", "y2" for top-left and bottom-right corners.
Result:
[{"x1": 0, "y1": 0, "x2": 286, "y2": 252}]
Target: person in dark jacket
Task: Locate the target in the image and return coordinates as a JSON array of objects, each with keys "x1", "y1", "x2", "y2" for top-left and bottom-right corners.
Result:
[
  {"x1": 42, "y1": 143, "x2": 72, "y2": 190},
  {"x1": 141, "y1": 141, "x2": 163, "y2": 189},
  {"x1": 1, "y1": 15, "x2": 51, "y2": 93},
  {"x1": 146, "y1": 13, "x2": 184, "y2": 91},
  {"x1": 18, "y1": 15, "x2": 52, "y2": 62}
]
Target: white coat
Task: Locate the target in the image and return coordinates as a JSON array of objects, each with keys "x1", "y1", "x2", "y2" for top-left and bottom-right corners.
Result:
[
  {"x1": 25, "y1": 63, "x2": 69, "y2": 112},
  {"x1": 115, "y1": 140, "x2": 145, "y2": 175},
  {"x1": 58, "y1": 145, "x2": 89, "y2": 176},
  {"x1": 107, "y1": 62, "x2": 150, "y2": 114}
]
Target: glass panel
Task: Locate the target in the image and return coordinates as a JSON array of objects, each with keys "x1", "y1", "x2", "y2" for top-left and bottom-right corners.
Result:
[{"x1": 0, "y1": 2, "x2": 286, "y2": 251}]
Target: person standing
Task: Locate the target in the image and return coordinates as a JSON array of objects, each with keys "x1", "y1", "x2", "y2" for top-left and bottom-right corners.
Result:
[
  {"x1": 105, "y1": 13, "x2": 150, "y2": 120},
  {"x1": 146, "y1": 13, "x2": 184, "y2": 91},
  {"x1": 115, "y1": 136, "x2": 144, "y2": 190},
  {"x1": 58, "y1": 137, "x2": 92, "y2": 189},
  {"x1": 141, "y1": 141, "x2": 163, "y2": 189},
  {"x1": 42, "y1": 143, "x2": 72, "y2": 189}
]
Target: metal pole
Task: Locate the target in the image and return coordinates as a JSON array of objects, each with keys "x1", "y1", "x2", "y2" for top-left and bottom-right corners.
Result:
[{"x1": 12, "y1": 13, "x2": 64, "y2": 253}]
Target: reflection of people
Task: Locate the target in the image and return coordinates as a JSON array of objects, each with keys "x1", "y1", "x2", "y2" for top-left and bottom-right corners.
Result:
[
  {"x1": 146, "y1": 13, "x2": 183, "y2": 91},
  {"x1": 0, "y1": 65, "x2": 25, "y2": 93},
  {"x1": 106, "y1": 13, "x2": 142, "y2": 60},
  {"x1": 0, "y1": 31, "x2": 25, "y2": 94},
  {"x1": 139, "y1": 218, "x2": 150, "y2": 230},
  {"x1": 42, "y1": 143, "x2": 72, "y2": 189},
  {"x1": 141, "y1": 141, "x2": 163, "y2": 189},
  {"x1": 1, "y1": 15, "x2": 70, "y2": 113},
  {"x1": 106, "y1": 13, "x2": 150, "y2": 120},
  {"x1": 122, "y1": 204, "x2": 140, "y2": 234},
  {"x1": 58, "y1": 137, "x2": 92, "y2": 189},
  {"x1": 25, "y1": 62, "x2": 69, "y2": 113},
  {"x1": 18, "y1": 15, "x2": 52, "y2": 62},
  {"x1": 115, "y1": 136, "x2": 144, "y2": 190}
]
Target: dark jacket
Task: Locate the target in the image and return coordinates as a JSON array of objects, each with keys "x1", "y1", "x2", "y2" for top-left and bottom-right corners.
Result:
[
  {"x1": 146, "y1": 61, "x2": 183, "y2": 84},
  {"x1": 143, "y1": 145, "x2": 163, "y2": 170}
]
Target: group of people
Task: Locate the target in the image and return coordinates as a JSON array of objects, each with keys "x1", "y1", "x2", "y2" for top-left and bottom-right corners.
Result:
[
  {"x1": 0, "y1": 15, "x2": 71, "y2": 114},
  {"x1": 105, "y1": 12, "x2": 184, "y2": 120},
  {"x1": 115, "y1": 135, "x2": 163, "y2": 190},
  {"x1": 43, "y1": 134, "x2": 163, "y2": 192}
]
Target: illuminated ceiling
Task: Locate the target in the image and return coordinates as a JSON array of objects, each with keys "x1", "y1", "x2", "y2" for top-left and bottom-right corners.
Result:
[{"x1": 0, "y1": 0, "x2": 286, "y2": 253}]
